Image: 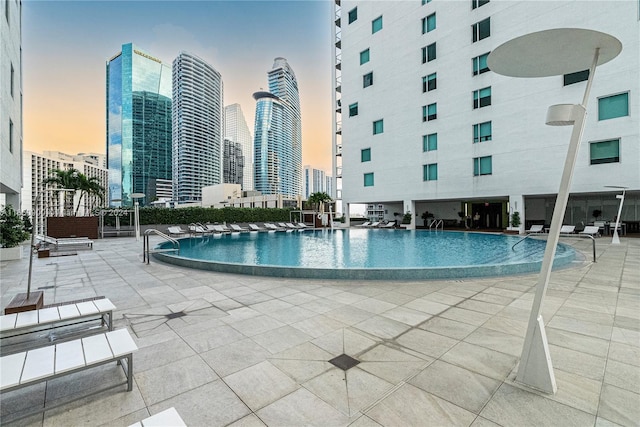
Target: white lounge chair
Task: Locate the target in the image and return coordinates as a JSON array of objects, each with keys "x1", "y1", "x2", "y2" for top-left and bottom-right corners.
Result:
[
  {"x1": 167, "y1": 226, "x2": 187, "y2": 236},
  {"x1": 526, "y1": 224, "x2": 544, "y2": 234},
  {"x1": 367, "y1": 221, "x2": 380, "y2": 228},
  {"x1": 248, "y1": 223, "x2": 266, "y2": 231},
  {"x1": 560, "y1": 225, "x2": 576, "y2": 234},
  {"x1": 264, "y1": 223, "x2": 286, "y2": 231},
  {"x1": 229, "y1": 224, "x2": 249, "y2": 232},
  {"x1": 579, "y1": 226, "x2": 600, "y2": 237},
  {"x1": 379, "y1": 221, "x2": 396, "y2": 228},
  {"x1": 188, "y1": 224, "x2": 208, "y2": 234},
  {"x1": 206, "y1": 224, "x2": 231, "y2": 234},
  {"x1": 355, "y1": 221, "x2": 371, "y2": 228}
]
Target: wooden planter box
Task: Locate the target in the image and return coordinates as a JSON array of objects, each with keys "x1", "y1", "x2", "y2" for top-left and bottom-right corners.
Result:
[{"x1": 47, "y1": 216, "x2": 99, "y2": 239}]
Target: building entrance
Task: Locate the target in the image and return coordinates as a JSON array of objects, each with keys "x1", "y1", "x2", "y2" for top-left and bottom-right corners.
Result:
[{"x1": 471, "y1": 202, "x2": 503, "y2": 229}]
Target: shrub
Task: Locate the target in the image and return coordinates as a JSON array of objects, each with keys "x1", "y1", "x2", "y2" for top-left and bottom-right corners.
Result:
[{"x1": 1, "y1": 205, "x2": 30, "y2": 248}]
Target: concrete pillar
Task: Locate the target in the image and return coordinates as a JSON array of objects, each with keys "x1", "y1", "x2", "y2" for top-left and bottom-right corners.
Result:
[
  {"x1": 404, "y1": 199, "x2": 416, "y2": 230},
  {"x1": 344, "y1": 203, "x2": 351, "y2": 227},
  {"x1": 509, "y1": 194, "x2": 525, "y2": 234}
]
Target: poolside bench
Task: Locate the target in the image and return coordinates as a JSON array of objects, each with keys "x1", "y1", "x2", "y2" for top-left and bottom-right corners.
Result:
[
  {"x1": 0, "y1": 297, "x2": 115, "y2": 343},
  {"x1": 0, "y1": 328, "x2": 137, "y2": 421},
  {"x1": 129, "y1": 407, "x2": 187, "y2": 427},
  {"x1": 37, "y1": 235, "x2": 94, "y2": 250}
]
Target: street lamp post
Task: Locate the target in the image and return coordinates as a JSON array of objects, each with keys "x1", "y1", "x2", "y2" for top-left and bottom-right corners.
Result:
[
  {"x1": 488, "y1": 28, "x2": 621, "y2": 394},
  {"x1": 130, "y1": 193, "x2": 145, "y2": 241}
]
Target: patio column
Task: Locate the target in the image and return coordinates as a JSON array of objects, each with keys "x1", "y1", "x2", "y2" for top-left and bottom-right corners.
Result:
[
  {"x1": 509, "y1": 194, "x2": 525, "y2": 234},
  {"x1": 404, "y1": 199, "x2": 416, "y2": 230}
]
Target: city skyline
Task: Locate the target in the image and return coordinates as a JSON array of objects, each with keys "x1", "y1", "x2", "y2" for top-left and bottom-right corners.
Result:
[{"x1": 22, "y1": 1, "x2": 333, "y2": 172}]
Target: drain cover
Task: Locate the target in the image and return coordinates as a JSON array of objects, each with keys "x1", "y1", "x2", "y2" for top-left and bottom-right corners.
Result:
[
  {"x1": 165, "y1": 311, "x2": 187, "y2": 319},
  {"x1": 329, "y1": 354, "x2": 360, "y2": 371}
]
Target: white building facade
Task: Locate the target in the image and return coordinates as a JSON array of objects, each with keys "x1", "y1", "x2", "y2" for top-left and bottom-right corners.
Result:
[
  {"x1": 335, "y1": 0, "x2": 639, "y2": 230},
  {"x1": 1, "y1": 0, "x2": 22, "y2": 209},
  {"x1": 22, "y1": 151, "x2": 108, "y2": 235},
  {"x1": 303, "y1": 165, "x2": 328, "y2": 199},
  {"x1": 172, "y1": 52, "x2": 224, "y2": 204},
  {"x1": 225, "y1": 104, "x2": 253, "y2": 191}
]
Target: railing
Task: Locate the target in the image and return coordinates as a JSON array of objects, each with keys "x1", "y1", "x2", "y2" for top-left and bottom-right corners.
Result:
[
  {"x1": 143, "y1": 229, "x2": 180, "y2": 264},
  {"x1": 511, "y1": 233, "x2": 596, "y2": 262},
  {"x1": 429, "y1": 219, "x2": 443, "y2": 231}
]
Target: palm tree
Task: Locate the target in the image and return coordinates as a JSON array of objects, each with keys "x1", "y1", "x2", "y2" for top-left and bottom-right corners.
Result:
[
  {"x1": 43, "y1": 169, "x2": 80, "y2": 216},
  {"x1": 307, "y1": 192, "x2": 333, "y2": 215},
  {"x1": 73, "y1": 174, "x2": 105, "y2": 216}
]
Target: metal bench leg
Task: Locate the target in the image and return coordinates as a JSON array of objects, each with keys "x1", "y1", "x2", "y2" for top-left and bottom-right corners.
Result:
[{"x1": 126, "y1": 354, "x2": 133, "y2": 391}]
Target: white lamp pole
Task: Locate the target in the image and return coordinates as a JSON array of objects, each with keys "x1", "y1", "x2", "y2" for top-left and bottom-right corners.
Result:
[
  {"x1": 130, "y1": 193, "x2": 145, "y2": 241},
  {"x1": 488, "y1": 29, "x2": 621, "y2": 394}
]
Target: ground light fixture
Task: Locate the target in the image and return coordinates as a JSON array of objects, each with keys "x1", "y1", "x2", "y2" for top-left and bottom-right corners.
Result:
[
  {"x1": 605, "y1": 185, "x2": 628, "y2": 244},
  {"x1": 130, "y1": 193, "x2": 145, "y2": 241},
  {"x1": 487, "y1": 28, "x2": 622, "y2": 394}
]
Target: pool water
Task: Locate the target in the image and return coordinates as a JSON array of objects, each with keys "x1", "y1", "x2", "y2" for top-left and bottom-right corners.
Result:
[{"x1": 154, "y1": 229, "x2": 577, "y2": 280}]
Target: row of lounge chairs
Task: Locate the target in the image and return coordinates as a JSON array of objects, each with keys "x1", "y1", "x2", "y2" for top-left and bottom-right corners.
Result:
[
  {"x1": 354, "y1": 221, "x2": 396, "y2": 229},
  {"x1": 167, "y1": 222, "x2": 311, "y2": 236},
  {"x1": 525, "y1": 224, "x2": 601, "y2": 237}
]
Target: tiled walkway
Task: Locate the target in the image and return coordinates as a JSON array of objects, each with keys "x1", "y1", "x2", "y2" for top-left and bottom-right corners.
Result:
[{"x1": 1, "y1": 235, "x2": 638, "y2": 426}]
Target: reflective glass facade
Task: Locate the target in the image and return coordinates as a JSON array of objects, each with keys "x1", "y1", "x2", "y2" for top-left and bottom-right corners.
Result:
[
  {"x1": 106, "y1": 43, "x2": 172, "y2": 206},
  {"x1": 172, "y1": 52, "x2": 224, "y2": 203},
  {"x1": 253, "y1": 58, "x2": 302, "y2": 197}
]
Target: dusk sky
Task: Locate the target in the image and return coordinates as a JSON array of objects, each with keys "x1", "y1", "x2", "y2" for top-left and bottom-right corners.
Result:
[{"x1": 22, "y1": 0, "x2": 333, "y2": 171}]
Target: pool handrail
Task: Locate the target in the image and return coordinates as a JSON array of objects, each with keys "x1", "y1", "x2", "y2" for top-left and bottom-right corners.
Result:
[
  {"x1": 511, "y1": 233, "x2": 596, "y2": 262},
  {"x1": 143, "y1": 229, "x2": 180, "y2": 264}
]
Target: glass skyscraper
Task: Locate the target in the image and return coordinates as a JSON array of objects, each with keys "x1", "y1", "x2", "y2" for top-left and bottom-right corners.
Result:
[
  {"x1": 106, "y1": 43, "x2": 172, "y2": 207},
  {"x1": 253, "y1": 58, "x2": 302, "y2": 197},
  {"x1": 225, "y1": 104, "x2": 253, "y2": 191},
  {"x1": 172, "y1": 52, "x2": 224, "y2": 203}
]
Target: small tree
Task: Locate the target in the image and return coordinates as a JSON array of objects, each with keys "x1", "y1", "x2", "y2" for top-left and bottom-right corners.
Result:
[
  {"x1": 421, "y1": 211, "x2": 434, "y2": 226},
  {"x1": 402, "y1": 212, "x2": 412, "y2": 224},
  {"x1": 0, "y1": 205, "x2": 30, "y2": 248},
  {"x1": 511, "y1": 211, "x2": 521, "y2": 228},
  {"x1": 592, "y1": 209, "x2": 602, "y2": 221}
]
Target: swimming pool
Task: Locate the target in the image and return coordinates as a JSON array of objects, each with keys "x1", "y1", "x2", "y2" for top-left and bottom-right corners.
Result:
[{"x1": 153, "y1": 229, "x2": 577, "y2": 280}]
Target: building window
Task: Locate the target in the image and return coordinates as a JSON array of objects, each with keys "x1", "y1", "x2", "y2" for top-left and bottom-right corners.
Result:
[
  {"x1": 8, "y1": 119, "x2": 13, "y2": 153},
  {"x1": 372, "y1": 16, "x2": 383, "y2": 33},
  {"x1": 473, "y1": 121, "x2": 492, "y2": 143},
  {"x1": 423, "y1": 133, "x2": 437, "y2": 151},
  {"x1": 472, "y1": 53, "x2": 490, "y2": 75},
  {"x1": 373, "y1": 119, "x2": 384, "y2": 135},
  {"x1": 364, "y1": 173, "x2": 374, "y2": 187},
  {"x1": 473, "y1": 87, "x2": 491, "y2": 109},
  {"x1": 360, "y1": 48, "x2": 370, "y2": 65},
  {"x1": 472, "y1": 0, "x2": 490, "y2": 9},
  {"x1": 422, "y1": 43, "x2": 436, "y2": 63},
  {"x1": 348, "y1": 7, "x2": 358, "y2": 24},
  {"x1": 422, "y1": 73, "x2": 437, "y2": 92},
  {"x1": 563, "y1": 70, "x2": 589, "y2": 86},
  {"x1": 598, "y1": 93, "x2": 629, "y2": 121},
  {"x1": 473, "y1": 156, "x2": 492, "y2": 176},
  {"x1": 422, "y1": 13, "x2": 436, "y2": 34},
  {"x1": 423, "y1": 163, "x2": 438, "y2": 181},
  {"x1": 590, "y1": 139, "x2": 620, "y2": 164},
  {"x1": 423, "y1": 103, "x2": 437, "y2": 121},
  {"x1": 10, "y1": 63, "x2": 14, "y2": 97},
  {"x1": 472, "y1": 17, "x2": 490, "y2": 42},
  {"x1": 363, "y1": 72, "x2": 373, "y2": 88},
  {"x1": 361, "y1": 148, "x2": 371, "y2": 162},
  {"x1": 349, "y1": 102, "x2": 359, "y2": 117}
]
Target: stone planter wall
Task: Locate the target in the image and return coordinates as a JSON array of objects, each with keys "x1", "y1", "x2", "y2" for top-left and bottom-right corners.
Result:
[{"x1": 0, "y1": 246, "x2": 23, "y2": 261}]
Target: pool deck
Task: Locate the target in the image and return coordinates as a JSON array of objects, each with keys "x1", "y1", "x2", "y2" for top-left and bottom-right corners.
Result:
[{"x1": 1, "y1": 235, "x2": 638, "y2": 426}]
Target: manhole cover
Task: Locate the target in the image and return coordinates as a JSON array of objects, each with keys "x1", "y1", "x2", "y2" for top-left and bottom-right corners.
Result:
[
  {"x1": 165, "y1": 311, "x2": 187, "y2": 319},
  {"x1": 329, "y1": 354, "x2": 360, "y2": 371}
]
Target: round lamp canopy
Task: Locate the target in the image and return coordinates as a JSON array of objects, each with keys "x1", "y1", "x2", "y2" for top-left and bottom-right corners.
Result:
[
  {"x1": 487, "y1": 28, "x2": 622, "y2": 78},
  {"x1": 130, "y1": 193, "x2": 146, "y2": 198}
]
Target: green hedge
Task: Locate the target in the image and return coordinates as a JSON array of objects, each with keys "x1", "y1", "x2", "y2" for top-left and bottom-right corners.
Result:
[{"x1": 136, "y1": 207, "x2": 296, "y2": 226}]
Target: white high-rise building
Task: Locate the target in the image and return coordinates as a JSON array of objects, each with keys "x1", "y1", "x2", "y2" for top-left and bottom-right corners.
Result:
[
  {"x1": 225, "y1": 104, "x2": 253, "y2": 191},
  {"x1": 1, "y1": 0, "x2": 22, "y2": 209},
  {"x1": 303, "y1": 166, "x2": 327, "y2": 199},
  {"x1": 334, "y1": 0, "x2": 639, "y2": 229},
  {"x1": 22, "y1": 151, "x2": 108, "y2": 236},
  {"x1": 172, "y1": 52, "x2": 224, "y2": 203}
]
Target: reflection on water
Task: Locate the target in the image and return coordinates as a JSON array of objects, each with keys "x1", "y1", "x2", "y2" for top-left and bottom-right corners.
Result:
[{"x1": 174, "y1": 229, "x2": 571, "y2": 269}]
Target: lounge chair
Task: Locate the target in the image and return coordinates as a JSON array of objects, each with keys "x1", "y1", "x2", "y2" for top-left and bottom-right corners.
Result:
[
  {"x1": 560, "y1": 225, "x2": 576, "y2": 234},
  {"x1": 248, "y1": 223, "x2": 266, "y2": 232},
  {"x1": 526, "y1": 224, "x2": 544, "y2": 234},
  {"x1": 379, "y1": 221, "x2": 396, "y2": 228},
  {"x1": 229, "y1": 224, "x2": 249, "y2": 232},
  {"x1": 296, "y1": 223, "x2": 311, "y2": 229},
  {"x1": 37, "y1": 235, "x2": 93, "y2": 250},
  {"x1": 188, "y1": 224, "x2": 208, "y2": 234},
  {"x1": 355, "y1": 221, "x2": 371, "y2": 228},
  {"x1": 206, "y1": 224, "x2": 231, "y2": 234},
  {"x1": 367, "y1": 221, "x2": 380, "y2": 228},
  {"x1": 579, "y1": 226, "x2": 600, "y2": 237},
  {"x1": 167, "y1": 226, "x2": 188, "y2": 236},
  {"x1": 264, "y1": 223, "x2": 286, "y2": 231}
]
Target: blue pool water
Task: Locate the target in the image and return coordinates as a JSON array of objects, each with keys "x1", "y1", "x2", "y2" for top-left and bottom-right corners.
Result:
[{"x1": 154, "y1": 229, "x2": 577, "y2": 280}]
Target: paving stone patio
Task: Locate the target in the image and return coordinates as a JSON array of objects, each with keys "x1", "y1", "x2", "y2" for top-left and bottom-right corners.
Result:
[{"x1": 0, "y1": 234, "x2": 638, "y2": 426}]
